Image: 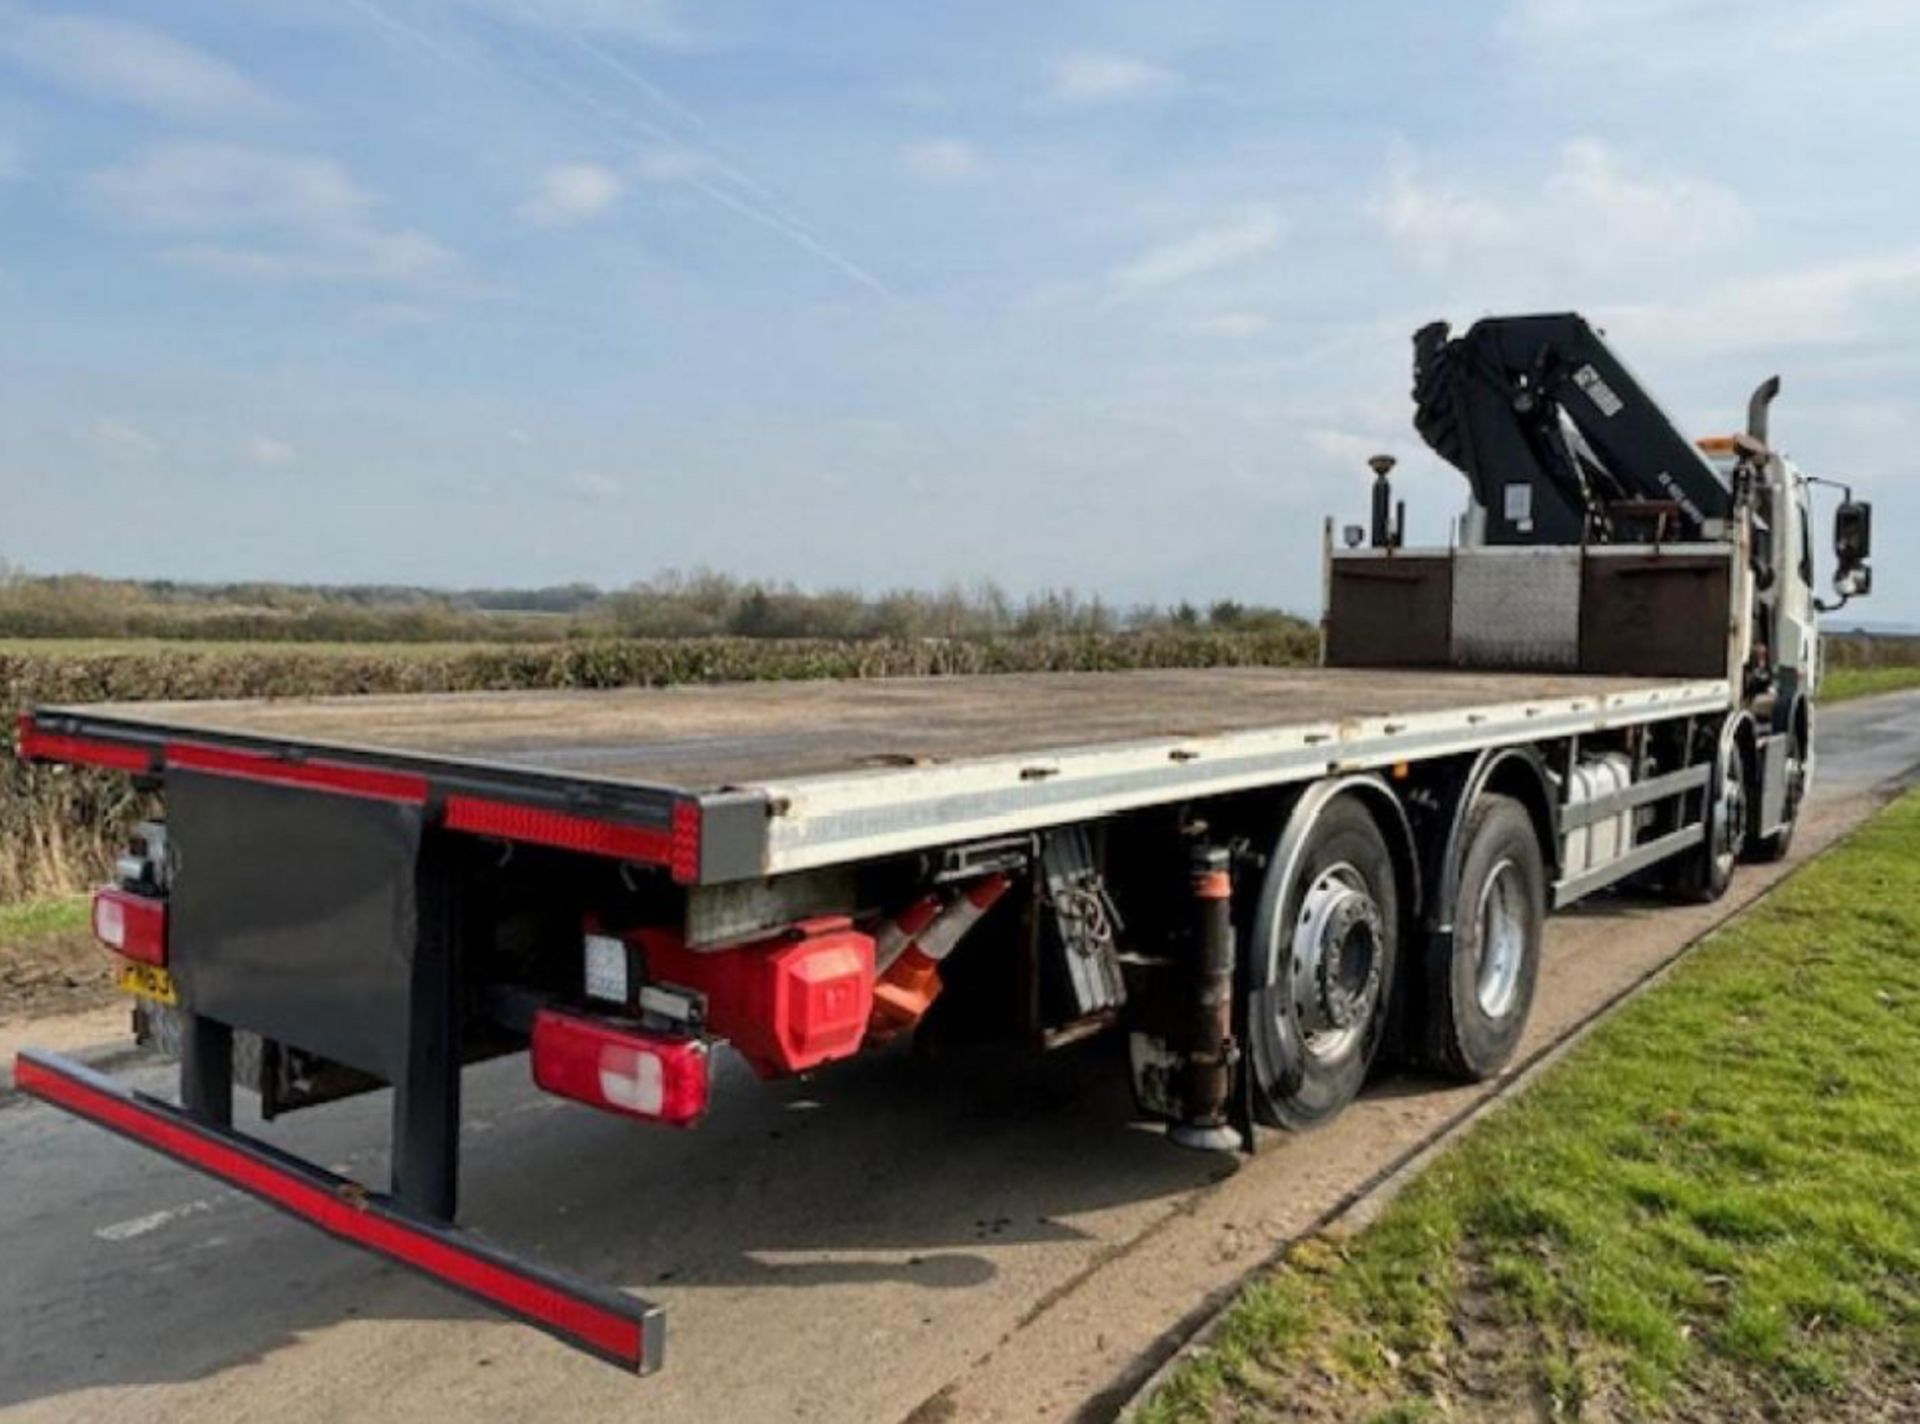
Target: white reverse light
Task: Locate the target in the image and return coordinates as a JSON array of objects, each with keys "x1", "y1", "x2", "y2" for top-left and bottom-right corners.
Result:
[
  {"x1": 93, "y1": 894, "x2": 127, "y2": 951},
  {"x1": 583, "y1": 933, "x2": 629, "y2": 1003},
  {"x1": 598, "y1": 1047, "x2": 666, "y2": 1117}
]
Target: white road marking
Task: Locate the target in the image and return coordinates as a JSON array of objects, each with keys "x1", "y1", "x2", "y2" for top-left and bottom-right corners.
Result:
[{"x1": 94, "y1": 1198, "x2": 214, "y2": 1242}]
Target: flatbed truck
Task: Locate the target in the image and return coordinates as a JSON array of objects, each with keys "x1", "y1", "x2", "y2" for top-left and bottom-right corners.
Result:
[{"x1": 12, "y1": 314, "x2": 1874, "y2": 1374}]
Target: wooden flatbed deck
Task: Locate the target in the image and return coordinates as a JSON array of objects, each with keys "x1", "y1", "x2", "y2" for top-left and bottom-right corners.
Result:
[{"x1": 64, "y1": 667, "x2": 1694, "y2": 793}]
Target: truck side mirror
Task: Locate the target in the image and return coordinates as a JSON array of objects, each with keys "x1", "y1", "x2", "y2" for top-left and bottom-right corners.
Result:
[{"x1": 1834, "y1": 499, "x2": 1872, "y2": 572}]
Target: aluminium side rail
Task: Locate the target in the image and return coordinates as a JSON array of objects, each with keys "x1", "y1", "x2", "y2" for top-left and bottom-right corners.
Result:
[{"x1": 750, "y1": 679, "x2": 1733, "y2": 872}]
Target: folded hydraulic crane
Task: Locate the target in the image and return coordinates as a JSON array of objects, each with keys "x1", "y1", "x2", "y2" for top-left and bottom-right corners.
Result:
[{"x1": 1412, "y1": 312, "x2": 1734, "y2": 545}]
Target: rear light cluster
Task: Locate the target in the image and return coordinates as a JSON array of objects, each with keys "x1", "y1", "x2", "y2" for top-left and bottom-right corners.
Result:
[
  {"x1": 93, "y1": 820, "x2": 171, "y2": 967},
  {"x1": 92, "y1": 888, "x2": 168, "y2": 966},
  {"x1": 530, "y1": 917, "x2": 878, "y2": 1127},
  {"x1": 531, "y1": 1011, "x2": 712, "y2": 1128}
]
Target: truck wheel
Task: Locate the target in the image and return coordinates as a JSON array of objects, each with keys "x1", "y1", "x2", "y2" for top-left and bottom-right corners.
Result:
[
  {"x1": 1246, "y1": 795, "x2": 1399, "y2": 1131},
  {"x1": 1412, "y1": 794, "x2": 1544, "y2": 1081},
  {"x1": 1673, "y1": 736, "x2": 1747, "y2": 901},
  {"x1": 1746, "y1": 714, "x2": 1809, "y2": 864}
]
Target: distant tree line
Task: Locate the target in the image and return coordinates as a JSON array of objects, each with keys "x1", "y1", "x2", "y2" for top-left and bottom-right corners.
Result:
[{"x1": 0, "y1": 561, "x2": 1311, "y2": 644}]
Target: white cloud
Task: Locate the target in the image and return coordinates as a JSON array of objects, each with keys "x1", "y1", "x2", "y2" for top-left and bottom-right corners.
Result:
[
  {"x1": 518, "y1": 161, "x2": 624, "y2": 227},
  {"x1": 2, "y1": 13, "x2": 277, "y2": 119},
  {"x1": 1504, "y1": 0, "x2": 1920, "y2": 88},
  {"x1": 1368, "y1": 149, "x2": 1513, "y2": 271},
  {"x1": 1110, "y1": 211, "x2": 1284, "y2": 291},
  {"x1": 88, "y1": 418, "x2": 161, "y2": 457},
  {"x1": 902, "y1": 138, "x2": 985, "y2": 184},
  {"x1": 1193, "y1": 312, "x2": 1272, "y2": 338},
  {"x1": 1047, "y1": 52, "x2": 1177, "y2": 105},
  {"x1": 566, "y1": 471, "x2": 623, "y2": 501},
  {"x1": 1599, "y1": 248, "x2": 1920, "y2": 357},
  {"x1": 246, "y1": 435, "x2": 296, "y2": 466},
  {"x1": 165, "y1": 230, "x2": 457, "y2": 283},
  {"x1": 1368, "y1": 139, "x2": 1745, "y2": 274},
  {"x1": 1546, "y1": 139, "x2": 1747, "y2": 253},
  {"x1": 91, "y1": 143, "x2": 368, "y2": 231},
  {"x1": 89, "y1": 143, "x2": 460, "y2": 286}
]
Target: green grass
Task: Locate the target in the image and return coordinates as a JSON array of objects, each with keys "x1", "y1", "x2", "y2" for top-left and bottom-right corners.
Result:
[
  {"x1": 1142, "y1": 792, "x2": 1920, "y2": 1421},
  {"x1": 1822, "y1": 665, "x2": 1920, "y2": 705},
  {"x1": 0, "y1": 895, "x2": 88, "y2": 941}
]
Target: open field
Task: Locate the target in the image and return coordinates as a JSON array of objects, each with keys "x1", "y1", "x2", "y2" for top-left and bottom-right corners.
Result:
[
  {"x1": 1823, "y1": 632, "x2": 1920, "y2": 706},
  {"x1": 1141, "y1": 791, "x2": 1920, "y2": 1424},
  {"x1": 1823, "y1": 665, "x2": 1920, "y2": 704}
]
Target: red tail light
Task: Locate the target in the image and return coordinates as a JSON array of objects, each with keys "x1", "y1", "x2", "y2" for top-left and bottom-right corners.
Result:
[
  {"x1": 531, "y1": 1011, "x2": 712, "y2": 1127},
  {"x1": 92, "y1": 887, "x2": 168, "y2": 966}
]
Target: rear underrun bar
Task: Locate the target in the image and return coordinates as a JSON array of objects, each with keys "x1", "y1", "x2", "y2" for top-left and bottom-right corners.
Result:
[{"x1": 13, "y1": 1049, "x2": 665, "y2": 1373}]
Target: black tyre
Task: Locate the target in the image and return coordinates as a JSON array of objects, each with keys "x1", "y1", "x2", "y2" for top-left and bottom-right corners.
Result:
[
  {"x1": 1673, "y1": 734, "x2": 1747, "y2": 902},
  {"x1": 1411, "y1": 794, "x2": 1544, "y2": 1081},
  {"x1": 1246, "y1": 795, "x2": 1399, "y2": 1131}
]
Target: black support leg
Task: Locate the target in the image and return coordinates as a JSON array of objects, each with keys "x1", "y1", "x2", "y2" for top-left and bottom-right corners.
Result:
[
  {"x1": 392, "y1": 838, "x2": 462, "y2": 1222},
  {"x1": 180, "y1": 1014, "x2": 233, "y2": 1127}
]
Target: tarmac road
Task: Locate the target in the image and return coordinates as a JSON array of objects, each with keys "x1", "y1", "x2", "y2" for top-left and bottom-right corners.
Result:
[{"x1": 3, "y1": 689, "x2": 1918, "y2": 1424}]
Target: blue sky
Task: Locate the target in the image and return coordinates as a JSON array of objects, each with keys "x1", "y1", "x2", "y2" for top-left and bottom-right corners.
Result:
[{"x1": 1, "y1": 0, "x2": 1915, "y2": 620}]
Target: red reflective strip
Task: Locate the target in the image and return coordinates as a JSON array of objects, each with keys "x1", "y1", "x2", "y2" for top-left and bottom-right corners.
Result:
[
  {"x1": 669, "y1": 800, "x2": 701, "y2": 884},
  {"x1": 17, "y1": 720, "x2": 153, "y2": 773},
  {"x1": 13, "y1": 1053, "x2": 650, "y2": 1369},
  {"x1": 442, "y1": 795, "x2": 678, "y2": 870},
  {"x1": 166, "y1": 742, "x2": 429, "y2": 804}
]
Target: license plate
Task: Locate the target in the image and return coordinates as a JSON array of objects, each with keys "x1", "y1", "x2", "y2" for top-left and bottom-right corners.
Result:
[{"x1": 115, "y1": 962, "x2": 178, "y2": 1005}]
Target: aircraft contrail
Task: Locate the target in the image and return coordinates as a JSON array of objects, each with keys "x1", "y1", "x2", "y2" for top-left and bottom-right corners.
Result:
[{"x1": 342, "y1": 0, "x2": 892, "y2": 299}]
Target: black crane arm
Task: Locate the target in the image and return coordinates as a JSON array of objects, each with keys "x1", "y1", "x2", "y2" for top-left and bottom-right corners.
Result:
[{"x1": 1412, "y1": 312, "x2": 1732, "y2": 545}]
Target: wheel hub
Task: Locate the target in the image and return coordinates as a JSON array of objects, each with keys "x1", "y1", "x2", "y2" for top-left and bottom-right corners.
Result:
[{"x1": 1291, "y1": 864, "x2": 1385, "y2": 1057}]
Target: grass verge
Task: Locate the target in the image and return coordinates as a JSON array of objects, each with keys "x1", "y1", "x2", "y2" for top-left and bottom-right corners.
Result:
[
  {"x1": 0, "y1": 895, "x2": 109, "y2": 1021},
  {"x1": 1141, "y1": 792, "x2": 1920, "y2": 1423},
  {"x1": 0, "y1": 896, "x2": 89, "y2": 941},
  {"x1": 1822, "y1": 666, "x2": 1920, "y2": 705}
]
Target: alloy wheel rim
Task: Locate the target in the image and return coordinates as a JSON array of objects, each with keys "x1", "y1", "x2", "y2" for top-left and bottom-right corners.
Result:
[{"x1": 1474, "y1": 857, "x2": 1526, "y2": 1018}]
